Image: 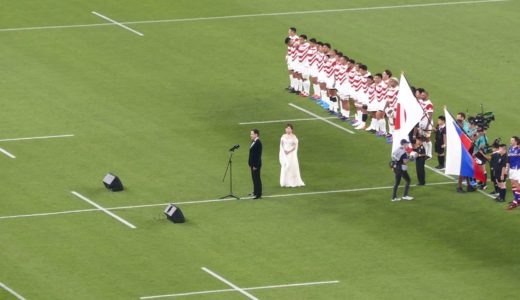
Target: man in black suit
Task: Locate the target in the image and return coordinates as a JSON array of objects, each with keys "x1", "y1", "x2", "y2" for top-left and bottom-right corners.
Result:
[{"x1": 249, "y1": 129, "x2": 263, "y2": 199}]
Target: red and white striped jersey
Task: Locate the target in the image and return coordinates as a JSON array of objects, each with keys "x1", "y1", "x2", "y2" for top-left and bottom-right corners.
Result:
[
  {"x1": 352, "y1": 71, "x2": 362, "y2": 92},
  {"x1": 307, "y1": 46, "x2": 319, "y2": 67},
  {"x1": 318, "y1": 53, "x2": 327, "y2": 72},
  {"x1": 297, "y1": 42, "x2": 310, "y2": 64},
  {"x1": 336, "y1": 64, "x2": 348, "y2": 85},
  {"x1": 420, "y1": 99, "x2": 434, "y2": 114},
  {"x1": 386, "y1": 86, "x2": 399, "y2": 108},
  {"x1": 375, "y1": 81, "x2": 388, "y2": 102},
  {"x1": 368, "y1": 82, "x2": 376, "y2": 102},
  {"x1": 290, "y1": 42, "x2": 299, "y2": 63},
  {"x1": 360, "y1": 72, "x2": 372, "y2": 94},
  {"x1": 324, "y1": 57, "x2": 337, "y2": 78},
  {"x1": 347, "y1": 67, "x2": 357, "y2": 85}
]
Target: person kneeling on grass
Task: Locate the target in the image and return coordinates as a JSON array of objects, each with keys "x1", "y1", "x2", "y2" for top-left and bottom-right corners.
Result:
[{"x1": 391, "y1": 139, "x2": 414, "y2": 202}]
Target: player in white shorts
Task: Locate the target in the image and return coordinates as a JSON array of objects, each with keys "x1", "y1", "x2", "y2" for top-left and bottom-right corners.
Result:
[
  {"x1": 418, "y1": 89, "x2": 434, "y2": 157},
  {"x1": 384, "y1": 77, "x2": 400, "y2": 139},
  {"x1": 335, "y1": 55, "x2": 350, "y2": 119},
  {"x1": 317, "y1": 43, "x2": 331, "y2": 108},
  {"x1": 286, "y1": 27, "x2": 299, "y2": 93},
  {"x1": 295, "y1": 34, "x2": 311, "y2": 97},
  {"x1": 354, "y1": 64, "x2": 371, "y2": 129},
  {"x1": 307, "y1": 39, "x2": 320, "y2": 99},
  {"x1": 365, "y1": 75, "x2": 378, "y2": 132}
]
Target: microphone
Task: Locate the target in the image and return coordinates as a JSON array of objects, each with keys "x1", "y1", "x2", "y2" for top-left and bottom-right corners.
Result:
[{"x1": 229, "y1": 144, "x2": 240, "y2": 152}]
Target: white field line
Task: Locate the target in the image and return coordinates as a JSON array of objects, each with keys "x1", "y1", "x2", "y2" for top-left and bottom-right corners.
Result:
[
  {"x1": 0, "y1": 147, "x2": 16, "y2": 159},
  {"x1": 425, "y1": 165, "x2": 495, "y2": 199},
  {"x1": 0, "y1": 182, "x2": 456, "y2": 220},
  {"x1": 201, "y1": 267, "x2": 258, "y2": 300},
  {"x1": 0, "y1": 134, "x2": 74, "y2": 142},
  {"x1": 0, "y1": 0, "x2": 507, "y2": 33},
  {"x1": 239, "y1": 117, "x2": 336, "y2": 125},
  {"x1": 70, "y1": 191, "x2": 137, "y2": 229},
  {"x1": 289, "y1": 103, "x2": 355, "y2": 134},
  {"x1": 140, "y1": 280, "x2": 339, "y2": 299},
  {"x1": 0, "y1": 282, "x2": 27, "y2": 300},
  {"x1": 92, "y1": 11, "x2": 144, "y2": 36}
]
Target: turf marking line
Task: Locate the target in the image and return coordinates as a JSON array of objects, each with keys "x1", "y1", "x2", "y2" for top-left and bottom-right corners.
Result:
[
  {"x1": 0, "y1": 1, "x2": 507, "y2": 33},
  {"x1": 0, "y1": 182, "x2": 456, "y2": 220},
  {"x1": 0, "y1": 282, "x2": 27, "y2": 300},
  {"x1": 70, "y1": 191, "x2": 137, "y2": 229},
  {"x1": 140, "y1": 280, "x2": 339, "y2": 299},
  {"x1": 0, "y1": 134, "x2": 74, "y2": 142},
  {"x1": 289, "y1": 103, "x2": 355, "y2": 134},
  {"x1": 239, "y1": 117, "x2": 336, "y2": 125},
  {"x1": 0, "y1": 147, "x2": 16, "y2": 159},
  {"x1": 92, "y1": 11, "x2": 144, "y2": 36},
  {"x1": 425, "y1": 165, "x2": 496, "y2": 199},
  {"x1": 201, "y1": 267, "x2": 258, "y2": 300}
]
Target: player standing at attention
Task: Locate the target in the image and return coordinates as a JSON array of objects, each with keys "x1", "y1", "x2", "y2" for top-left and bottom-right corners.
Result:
[
  {"x1": 365, "y1": 75, "x2": 377, "y2": 132},
  {"x1": 335, "y1": 55, "x2": 350, "y2": 119},
  {"x1": 507, "y1": 137, "x2": 520, "y2": 210},
  {"x1": 384, "y1": 77, "x2": 399, "y2": 142},
  {"x1": 418, "y1": 90, "x2": 434, "y2": 158},
  {"x1": 355, "y1": 64, "x2": 371, "y2": 130},
  {"x1": 323, "y1": 48, "x2": 338, "y2": 112},
  {"x1": 286, "y1": 27, "x2": 299, "y2": 93},
  {"x1": 317, "y1": 43, "x2": 331, "y2": 109},
  {"x1": 373, "y1": 73, "x2": 388, "y2": 135},
  {"x1": 296, "y1": 34, "x2": 311, "y2": 97},
  {"x1": 307, "y1": 39, "x2": 320, "y2": 100}
]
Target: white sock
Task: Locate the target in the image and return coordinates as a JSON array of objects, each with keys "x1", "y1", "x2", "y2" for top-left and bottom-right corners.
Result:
[
  {"x1": 424, "y1": 141, "x2": 432, "y2": 158},
  {"x1": 320, "y1": 90, "x2": 327, "y2": 102},
  {"x1": 313, "y1": 84, "x2": 320, "y2": 97},
  {"x1": 303, "y1": 80, "x2": 310, "y2": 95},
  {"x1": 379, "y1": 119, "x2": 387, "y2": 133},
  {"x1": 290, "y1": 76, "x2": 296, "y2": 89}
]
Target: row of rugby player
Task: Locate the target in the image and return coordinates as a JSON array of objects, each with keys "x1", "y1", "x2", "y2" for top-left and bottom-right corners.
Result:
[{"x1": 284, "y1": 27, "x2": 434, "y2": 157}]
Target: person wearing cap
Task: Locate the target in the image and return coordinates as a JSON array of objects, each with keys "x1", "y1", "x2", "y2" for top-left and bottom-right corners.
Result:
[{"x1": 391, "y1": 139, "x2": 414, "y2": 201}]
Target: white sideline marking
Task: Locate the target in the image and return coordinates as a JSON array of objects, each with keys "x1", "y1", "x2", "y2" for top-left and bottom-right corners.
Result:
[
  {"x1": 70, "y1": 191, "x2": 137, "y2": 229},
  {"x1": 425, "y1": 165, "x2": 496, "y2": 199},
  {"x1": 239, "y1": 117, "x2": 336, "y2": 125},
  {"x1": 289, "y1": 103, "x2": 355, "y2": 134},
  {"x1": 0, "y1": 182, "x2": 456, "y2": 220},
  {"x1": 92, "y1": 11, "x2": 144, "y2": 36},
  {"x1": 0, "y1": 1, "x2": 507, "y2": 33},
  {"x1": 0, "y1": 147, "x2": 16, "y2": 159},
  {"x1": 140, "y1": 280, "x2": 339, "y2": 299},
  {"x1": 201, "y1": 267, "x2": 258, "y2": 300},
  {"x1": 0, "y1": 282, "x2": 27, "y2": 300},
  {"x1": 0, "y1": 134, "x2": 74, "y2": 142}
]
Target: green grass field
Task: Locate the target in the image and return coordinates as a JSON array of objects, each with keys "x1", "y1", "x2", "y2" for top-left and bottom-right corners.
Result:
[{"x1": 1, "y1": 0, "x2": 520, "y2": 299}]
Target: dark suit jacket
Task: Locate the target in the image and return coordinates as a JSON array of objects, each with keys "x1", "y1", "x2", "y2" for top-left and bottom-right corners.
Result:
[{"x1": 249, "y1": 139, "x2": 262, "y2": 168}]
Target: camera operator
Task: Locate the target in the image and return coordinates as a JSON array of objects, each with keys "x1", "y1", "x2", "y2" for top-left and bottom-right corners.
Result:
[
  {"x1": 473, "y1": 128, "x2": 489, "y2": 189},
  {"x1": 456, "y1": 112, "x2": 469, "y2": 134},
  {"x1": 391, "y1": 139, "x2": 414, "y2": 201}
]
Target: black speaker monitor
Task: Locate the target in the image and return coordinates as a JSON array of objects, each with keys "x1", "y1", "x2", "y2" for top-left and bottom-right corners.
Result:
[
  {"x1": 103, "y1": 173, "x2": 124, "y2": 192},
  {"x1": 164, "y1": 204, "x2": 185, "y2": 223}
]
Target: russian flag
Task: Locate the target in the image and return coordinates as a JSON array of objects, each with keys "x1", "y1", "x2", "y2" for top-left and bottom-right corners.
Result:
[{"x1": 444, "y1": 107, "x2": 485, "y2": 181}]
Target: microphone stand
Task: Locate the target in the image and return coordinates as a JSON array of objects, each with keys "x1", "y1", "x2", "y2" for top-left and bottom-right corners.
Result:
[{"x1": 220, "y1": 150, "x2": 240, "y2": 200}]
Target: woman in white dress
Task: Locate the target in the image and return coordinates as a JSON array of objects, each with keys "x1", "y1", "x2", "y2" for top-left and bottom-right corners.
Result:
[{"x1": 279, "y1": 124, "x2": 305, "y2": 187}]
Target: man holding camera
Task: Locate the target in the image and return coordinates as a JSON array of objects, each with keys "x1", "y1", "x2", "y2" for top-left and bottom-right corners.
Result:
[{"x1": 391, "y1": 139, "x2": 414, "y2": 201}]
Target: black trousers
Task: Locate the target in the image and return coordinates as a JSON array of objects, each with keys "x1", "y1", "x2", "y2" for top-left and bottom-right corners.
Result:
[
  {"x1": 392, "y1": 167, "x2": 411, "y2": 198},
  {"x1": 251, "y1": 167, "x2": 262, "y2": 197},
  {"x1": 416, "y1": 158, "x2": 426, "y2": 184}
]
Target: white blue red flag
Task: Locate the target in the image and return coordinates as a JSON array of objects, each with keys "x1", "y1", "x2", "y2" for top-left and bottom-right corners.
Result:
[{"x1": 444, "y1": 107, "x2": 485, "y2": 181}]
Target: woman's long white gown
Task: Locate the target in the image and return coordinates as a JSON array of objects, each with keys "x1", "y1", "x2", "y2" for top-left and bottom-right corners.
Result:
[{"x1": 279, "y1": 135, "x2": 305, "y2": 187}]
